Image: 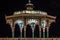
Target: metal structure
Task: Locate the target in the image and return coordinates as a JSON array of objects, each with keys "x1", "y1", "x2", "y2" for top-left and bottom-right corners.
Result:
[{"x1": 5, "y1": 0, "x2": 56, "y2": 40}]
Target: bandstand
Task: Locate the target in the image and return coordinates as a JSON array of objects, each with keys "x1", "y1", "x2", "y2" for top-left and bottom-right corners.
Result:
[{"x1": 5, "y1": 0, "x2": 56, "y2": 40}]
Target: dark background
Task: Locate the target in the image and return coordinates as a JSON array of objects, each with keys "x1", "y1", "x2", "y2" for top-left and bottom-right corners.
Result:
[{"x1": 0, "y1": 0, "x2": 60, "y2": 38}]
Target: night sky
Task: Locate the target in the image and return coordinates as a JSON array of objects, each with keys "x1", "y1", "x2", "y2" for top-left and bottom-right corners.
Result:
[{"x1": 0, "y1": 0, "x2": 60, "y2": 38}]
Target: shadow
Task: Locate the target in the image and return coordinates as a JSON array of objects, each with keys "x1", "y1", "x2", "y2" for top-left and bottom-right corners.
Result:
[
  {"x1": 26, "y1": 24, "x2": 39, "y2": 38},
  {"x1": 6, "y1": 23, "x2": 12, "y2": 37},
  {"x1": 55, "y1": 16, "x2": 60, "y2": 37},
  {"x1": 41, "y1": 28, "x2": 43, "y2": 38},
  {"x1": 45, "y1": 28, "x2": 47, "y2": 38},
  {"x1": 14, "y1": 24, "x2": 20, "y2": 37},
  {"x1": 0, "y1": 23, "x2": 12, "y2": 38},
  {"x1": 14, "y1": 23, "x2": 24, "y2": 38},
  {"x1": 34, "y1": 25, "x2": 39, "y2": 38},
  {"x1": 26, "y1": 24, "x2": 32, "y2": 38},
  {"x1": 49, "y1": 22, "x2": 57, "y2": 38}
]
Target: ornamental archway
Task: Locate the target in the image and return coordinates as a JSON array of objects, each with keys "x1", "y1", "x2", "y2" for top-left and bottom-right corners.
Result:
[
  {"x1": 14, "y1": 20, "x2": 24, "y2": 38},
  {"x1": 26, "y1": 19, "x2": 39, "y2": 38}
]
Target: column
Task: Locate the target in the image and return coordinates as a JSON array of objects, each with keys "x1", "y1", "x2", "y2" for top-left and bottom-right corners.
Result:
[
  {"x1": 24, "y1": 26, "x2": 26, "y2": 38},
  {"x1": 41, "y1": 19, "x2": 46, "y2": 38},
  {"x1": 38, "y1": 19, "x2": 41, "y2": 38},
  {"x1": 46, "y1": 19, "x2": 50, "y2": 38},
  {"x1": 31, "y1": 27, "x2": 34, "y2": 40},
  {"x1": 32, "y1": 29, "x2": 34, "y2": 40},
  {"x1": 47, "y1": 27, "x2": 49, "y2": 38},
  {"x1": 10, "y1": 20, "x2": 15, "y2": 40},
  {"x1": 32, "y1": 29, "x2": 34, "y2": 38},
  {"x1": 39, "y1": 26, "x2": 41, "y2": 38},
  {"x1": 20, "y1": 30, "x2": 22, "y2": 38},
  {"x1": 24, "y1": 18, "x2": 26, "y2": 38},
  {"x1": 7, "y1": 20, "x2": 15, "y2": 38},
  {"x1": 31, "y1": 23, "x2": 35, "y2": 40},
  {"x1": 18, "y1": 23, "x2": 23, "y2": 40},
  {"x1": 12, "y1": 27, "x2": 15, "y2": 38},
  {"x1": 22, "y1": 17, "x2": 26, "y2": 40},
  {"x1": 11, "y1": 24, "x2": 15, "y2": 40},
  {"x1": 43, "y1": 28, "x2": 45, "y2": 38},
  {"x1": 31, "y1": 26, "x2": 34, "y2": 39},
  {"x1": 12, "y1": 19, "x2": 15, "y2": 38}
]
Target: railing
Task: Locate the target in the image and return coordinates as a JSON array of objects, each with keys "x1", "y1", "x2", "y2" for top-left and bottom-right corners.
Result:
[{"x1": 0, "y1": 38, "x2": 59, "y2": 40}]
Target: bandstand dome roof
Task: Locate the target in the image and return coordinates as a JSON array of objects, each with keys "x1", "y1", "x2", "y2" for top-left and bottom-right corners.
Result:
[{"x1": 14, "y1": 0, "x2": 47, "y2": 15}]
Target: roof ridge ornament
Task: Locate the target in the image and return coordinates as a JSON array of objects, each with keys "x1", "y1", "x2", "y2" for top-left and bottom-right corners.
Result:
[
  {"x1": 27, "y1": 0, "x2": 33, "y2": 5},
  {"x1": 26, "y1": 0, "x2": 33, "y2": 10}
]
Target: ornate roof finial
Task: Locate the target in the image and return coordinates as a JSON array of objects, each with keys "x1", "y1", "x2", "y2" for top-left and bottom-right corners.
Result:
[
  {"x1": 29, "y1": 0, "x2": 31, "y2": 3},
  {"x1": 26, "y1": 0, "x2": 34, "y2": 10}
]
